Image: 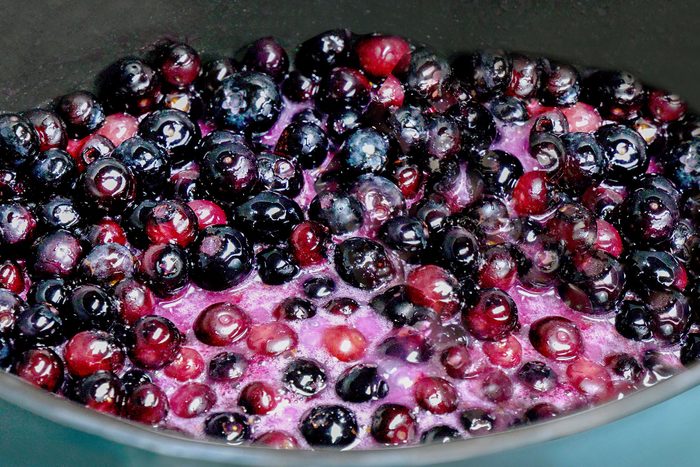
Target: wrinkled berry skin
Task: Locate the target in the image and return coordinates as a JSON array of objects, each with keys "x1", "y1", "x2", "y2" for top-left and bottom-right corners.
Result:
[
  {"x1": 192, "y1": 226, "x2": 252, "y2": 291},
  {"x1": 210, "y1": 72, "x2": 281, "y2": 134}
]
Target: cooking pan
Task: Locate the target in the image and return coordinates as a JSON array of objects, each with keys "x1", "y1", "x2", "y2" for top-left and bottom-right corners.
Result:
[{"x1": 0, "y1": 1, "x2": 699, "y2": 465}]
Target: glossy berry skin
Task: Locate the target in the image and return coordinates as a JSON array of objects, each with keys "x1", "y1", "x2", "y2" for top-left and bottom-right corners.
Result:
[
  {"x1": 120, "y1": 369, "x2": 152, "y2": 396},
  {"x1": 506, "y1": 53, "x2": 540, "y2": 98},
  {"x1": 481, "y1": 369, "x2": 513, "y2": 402},
  {"x1": 680, "y1": 334, "x2": 700, "y2": 366},
  {"x1": 187, "y1": 200, "x2": 227, "y2": 230},
  {"x1": 517, "y1": 361, "x2": 557, "y2": 392},
  {"x1": 275, "y1": 122, "x2": 329, "y2": 169},
  {"x1": 334, "y1": 237, "x2": 395, "y2": 290},
  {"x1": 194, "y1": 302, "x2": 250, "y2": 347},
  {"x1": 113, "y1": 279, "x2": 155, "y2": 325},
  {"x1": 605, "y1": 353, "x2": 643, "y2": 381},
  {"x1": 355, "y1": 35, "x2": 410, "y2": 77},
  {"x1": 274, "y1": 297, "x2": 316, "y2": 321},
  {"x1": 295, "y1": 29, "x2": 352, "y2": 75},
  {"x1": 255, "y1": 152, "x2": 303, "y2": 197},
  {"x1": 28, "y1": 149, "x2": 77, "y2": 193},
  {"x1": 309, "y1": 190, "x2": 364, "y2": 235},
  {"x1": 615, "y1": 301, "x2": 652, "y2": 341},
  {"x1": 56, "y1": 91, "x2": 105, "y2": 137},
  {"x1": 204, "y1": 412, "x2": 251, "y2": 444},
  {"x1": 24, "y1": 109, "x2": 67, "y2": 151},
  {"x1": 560, "y1": 132, "x2": 606, "y2": 191},
  {"x1": 462, "y1": 50, "x2": 511, "y2": 98},
  {"x1": 289, "y1": 221, "x2": 329, "y2": 267},
  {"x1": 666, "y1": 139, "x2": 700, "y2": 192},
  {"x1": 239, "y1": 381, "x2": 278, "y2": 415},
  {"x1": 318, "y1": 67, "x2": 371, "y2": 112},
  {"x1": 371, "y1": 404, "x2": 416, "y2": 445},
  {"x1": 547, "y1": 203, "x2": 598, "y2": 253},
  {"x1": 79, "y1": 243, "x2": 137, "y2": 286},
  {"x1": 253, "y1": 431, "x2": 300, "y2": 449},
  {"x1": 322, "y1": 325, "x2": 367, "y2": 362},
  {"x1": 282, "y1": 71, "x2": 319, "y2": 102},
  {"x1": 124, "y1": 383, "x2": 169, "y2": 425},
  {"x1": 64, "y1": 330, "x2": 124, "y2": 378},
  {"x1": 257, "y1": 247, "x2": 300, "y2": 285},
  {"x1": 626, "y1": 250, "x2": 684, "y2": 295},
  {"x1": 72, "y1": 134, "x2": 115, "y2": 170},
  {"x1": 335, "y1": 364, "x2": 388, "y2": 403},
  {"x1": 434, "y1": 226, "x2": 480, "y2": 279},
  {"x1": 200, "y1": 141, "x2": 259, "y2": 202},
  {"x1": 139, "y1": 243, "x2": 190, "y2": 297},
  {"x1": 170, "y1": 382, "x2": 216, "y2": 419},
  {"x1": 101, "y1": 57, "x2": 161, "y2": 113},
  {"x1": 513, "y1": 171, "x2": 549, "y2": 215},
  {"x1": 420, "y1": 425, "x2": 462, "y2": 444},
  {"x1": 414, "y1": 376, "x2": 459, "y2": 414},
  {"x1": 462, "y1": 288, "x2": 518, "y2": 341},
  {"x1": 112, "y1": 137, "x2": 169, "y2": 192},
  {"x1": 138, "y1": 109, "x2": 200, "y2": 161},
  {"x1": 337, "y1": 127, "x2": 390, "y2": 175},
  {"x1": 325, "y1": 297, "x2": 360, "y2": 316},
  {"x1": 191, "y1": 226, "x2": 252, "y2": 291},
  {"x1": 0, "y1": 202, "x2": 36, "y2": 250},
  {"x1": 198, "y1": 57, "x2": 237, "y2": 94},
  {"x1": 210, "y1": 72, "x2": 281, "y2": 133},
  {"x1": 38, "y1": 196, "x2": 81, "y2": 231},
  {"x1": 406, "y1": 265, "x2": 462, "y2": 319},
  {"x1": 566, "y1": 359, "x2": 613, "y2": 400},
  {"x1": 596, "y1": 124, "x2": 648, "y2": 182},
  {"x1": 130, "y1": 315, "x2": 181, "y2": 369},
  {"x1": 14, "y1": 348, "x2": 64, "y2": 392},
  {"x1": 584, "y1": 70, "x2": 645, "y2": 121},
  {"x1": 235, "y1": 175, "x2": 294, "y2": 220},
  {"x1": 0, "y1": 113, "x2": 40, "y2": 168},
  {"x1": 380, "y1": 216, "x2": 429, "y2": 254},
  {"x1": 351, "y1": 175, "x2": 405, "y2": 231},
  {"x1": 12, "y1": 302, "x2": 64, "y2": 350},
  {"x1": 459, "y1": 408, "x2": 495, "y2": 435},
  {"x1": 558, "y1": 250, "x2": 626, "y2": 314},
  {"x1": 31, "y1": 230, "x2": 83, "y2": 278},
  {"x1": 646, "y1": 290, "x2": 690, "y2": 345},
  {"x1": 621, "y1": 188, "x2": 679, "y2": 245},
  {"x1": 540, "y1": 61, "x2": 580, "y2": 106},
  {"x1": 0, "y1": 260, "x2": 24, "y2": 294},
  {"x1": 0, "y1": 168, "x2": 25, "y2": 199},
  {"x1": 71, "y1": 371, "x2": 124, "y2": 414},
  {"x1": 65, "y1": 284, "x2": 117, "y2": 331},
  {"x1": 27, "y1": 278, "x2": 68, "y2": 312},
  {"x1": 144, "y1": 200, "x2": 198, "y2": 247},
  {"x1": 208, "y1": 352, "x2": 247, "y2": 382},
  {"x1": 155, "y1": 42, "x2": 201, "y2": 88},
  {"x1": 246, "y1": 322, "x2": 298, "y2": 356},
  {"x1": 483, "y1": 335, "x2": 523, "y2": 368},
  {"x1": 529, "y1": 316, "x2": 583, "y2": 361},
  {"x1": 299, "y1": 405, "x2": 358, "y2": 448},
  {"x1": 79, "y1": 158, "x2": 136, "y2": 213},
  {"x1": 241, "y1": 37, "x2": 288, "y2": 81},
  {"x1": 303, "y1": 276, "x2": 335, "y2": 299},
  {"x1": 163, "y1": 347, "x2": 205, "y2": 381},
  {"x1": 283, "y1": 359, "x2": 327, "y2": 396}
]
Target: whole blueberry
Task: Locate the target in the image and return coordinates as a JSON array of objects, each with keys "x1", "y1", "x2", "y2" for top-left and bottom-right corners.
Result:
[
  {"x1": 138, "y1": 109, "x2": 200, "y2": 162},
  {"x1": 28, "y1": 149, "x2": 77, "y2": 193},
  {"x1": 334, "y1": 237, "x2": 395, "y2": 290},
  {"x1": 0, "y1": 114, "x2": 39, "y2": 168},
  {"x1": 596, "y1": 124, "x2": 648, "y2": 182},
  {"x1": 191, "y1": 226, "x2": 252, "y2": 291},
  {"x1": 283, "y1": 359, "x2": 327, "y2": 396},
  {"x1": 309, "y1": 190, "x2": 364, "y2": 235},
  {"x1": 450, "y1": 102, "x2": 497, "y2": 153},
  {"x1": 256, "y1": 247, "x2": 299, "y2": 285},
  {"x1": 38, "y1": 196, "x2": 82, "y2": 232},
  {"x1": 300, "y1": 405, "x2": 358, "y2": 448},
  {"x1": 200, "y1": 141, "x2": 259, "y2": 202},
  {"x1": 240, "y1": 37, "x2": 289, "y2": 81},
  {"x1": 275, "y1": 122, "x2": 329, "y2": 169},
  {"x1": 295, "y1": 29, "x2": 353, "y2": 75},
  {"x1": 255, "y1": 152, "x2": 303, "y2": 197},
  {"x1": 210, "y1": 72, "x2": 281, "y2": 133},
  {"x1": 112, "y1": 137, "x2": 169, "y2": 192},
  {"x1": 234, "y1": 191, "x2": 303, "y2": 243},
  {"x1": 666, "y1": 138, "x2": 700, "y2": 192},
  {"x1": 56, "y1": 91, "x2": 105, "y2": 137},
  {"x1": 380, "y1": 216, "x2": 429, "y2": 254}
]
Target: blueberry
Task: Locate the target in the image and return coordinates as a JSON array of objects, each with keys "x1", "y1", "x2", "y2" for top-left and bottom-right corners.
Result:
[
  {"x1": 370, "y1": 285, "x2": 421, "y2": 326},
  {"x1": 70, "y1": 371, "x2": 124, "y2": 414},
  {"x1": 100, "y1": 57, "x2": 160, "y2": 112},
  {"x1": 153, "y1": 41, "x2": 201, "y2": 88},
  {"x1": 139, "y1": 243, "x2": 190, "y2": 297},
  {"x1": 434, "y1": 226, "x2": 480, "y2": 279},
  {"x1": 584, "y1": 70, "x2": 645, "y2": 120},
  {"x1": 420, "y1": 425, "x2": 462, "y2": 444},
  {"x1": 257, "y1": 247, "x2": 299, "y2": 285},
  {"x1": 646, "y1": 290, "x2": 690, "y2": 345},
  {"x1": 275, "y1": 122, "x2": 329, "y2": 169},
  {"x1": 300, "y1": 405, "x2": 358, "y2": 448},
  {"x1": 31, "y1": 230, "x2": 83, "y2": 278},
  {"x1": 596, "y1": 124, "x2": 648, "y2": 182},
  {"x1": 615, "y1": 300, "x2": 652, "y2": 341},
  {"x1": 75, "y1": 134, "x2": 114, "y2": 169},
  {"x1": 79, "y1": 243, "x2": 137, "y2": 286},
  {"x1": 138, "y1": 109, "x2": 200, "y2": 162},
  {"x1": 56, "y1": 91, "x2": 105, "y2": 137},
  {"x1": 210, "y1": 72, "x2": 281, "y2": 133},
  {"x1": 335, "y1": 364, "x2": 388, "y2": 403},
  {"x1": 621, "y1": 187, "x2": 679, "y2": 245},
  {"x1": 28, "y1": 149, "x2": 77, "y2": 193},
  {"x1": 334, "y1": 238, "x2": 395, "y2": 290},
  {"x1": 13, "y1": 303, "x2": 64, "y2": 348},
  {"x1": 79, "y1": 158, "x2": 136, "y2": 213},
  {"x1": 327, "y1": 109, "x2": 363, "y2": 141},
  {"x1": 605, "y1": 353, "x2": 643, "y2": 381},
  {"x1": 295, "y1": 29, "x2": 352, "y2": 75},
  {"x1": 291, "y1": 108, "x2": 324, "y2": 127},
  {"x1": 626, "y1": 250, "x2": 683, "y2": 294},
  {"x1": 0, "y1": 114, "x2": 39, "y2": 168},
  {"x1": 412, "y1": 195, "x2": 451, "y2": 233},
  {"x1": 0, "y1": 168, "x2": 25, "y2": 200},
  {"x1": 338, "y1": 127, "x2": 391, "y2": 175},
  {"x1": 234, "y1": 191, "x2": 303, "y2": 243},
  {"x1": 531, "y1": 110, "x2": 569, "y2": 137},
  {"x1": 282, "y1": 71, "x2": 319, "y2": 102},
  {"x1": 488, "y1": 95, "x2": 528, "y2": 123},
  {"x1": 540, "y1": 60, "x2": 580, "y2": 106},
  {"x1": 309, "y1": 190, "x2": 364, "y2": 235},
  {"x1": 24, "y1": 108, "x2": 67, "y2": 151},
  {"x1": 38, "y1": 196, "x2": 82, "y2": 231},
  {"x1": 666, "y1": 138, "x2": 700, "y2": 192},
  {"x1": 122, "y1": 198, "x2": 157, "y2": 248},
  {"x1": 522, "y1": 403, "x2": 560, "y2": 423},
  {"x1": 389, "y1": 106, "x2": 427, "y2": 154},
  {"x1": 517, "y1": 361, "x2": 557, "y2": 392},
  {"x1": 351, "y1": 174, "x2": 406, "y2": 228},
  {"x1": 507, "y1": 53, "x2": 542, "y2": 98},
  {"x1": 240, "y1": 36, "x2": 289, "y2": 81},
  {"x1": 558, "y1": 250, "x2": 626, "y2": 314},
  {"x1": 380, "y1": 216, "x2": 429, "y2": 254},
  {"x1": 283, "y1": 359, "x2": 327, "y2": 396},
  {"x1": 528, "y1": 132, "x2": 566, "y2": 179},
  {"x1": 191, "y1": 226, "x2": 252, "y2": 291},
  {"x1": 460, "y1": 408, "x2": 495, "y2": 434},
  {"x1": 254, "y1": 152, "x2": 303, "y2": 197},
  {"x1": 474, "y1": 150, "x2": 523, "y2": 196},
  {"x1": 112, "y1": 137, "x2": 169, "y2": 192},
  {"x1": 303, "y1": 277, "x2": 336, "y2": 299},
  {"x1": 198, "y1": 58, "x2": 238, "y2": 95},
  {"x1": 405, "y1": 48, "x2": 452, "y2": 100},
  {"x1": 120, "y1": 369, "x2": 152, "y2": 395},
  {"x1": 449, "y1": 102, "x2": 497, "y2": 153},
  {"x1": 274, "y1": 298, "x2": 317, "y2": 320},
  {"x1": 208, "y1": 352, "x2": 247, "y2": 382},
  {"x1": 0, "y1": 335, "x2": 13, "y2": 368},
  {"x1": 680, "y1": 333, "x2": 700, "y2": 366},
  {"x1": 560, "y1": 132, "x2": 606, "y2": 191},
  {"x1": 66, "y1": 284, "x2": 117, "y2": 331},
  {"x1": 195, "y1": 130, "x2": 248, "y2": 158},
  {"x1": 370, "y1": 404, "x2": 416, "y2": 445},
  {"x1": 425, "y1": 115, "x2": 462, "y2": 164},
  {"x1": 200, "y1": 141, "x2": 259, "y2": 202},
  {"x1": 28, "y1": 278, "x2": 69, "y2": 312},
  {"x1": 204, "y1": 412, "x2": 251, "y2": 444}
]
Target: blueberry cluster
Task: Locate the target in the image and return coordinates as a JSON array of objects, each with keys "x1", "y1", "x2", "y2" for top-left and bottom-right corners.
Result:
[{"x1": 0, "y1": 30, "x2": 699, "y2": 449}]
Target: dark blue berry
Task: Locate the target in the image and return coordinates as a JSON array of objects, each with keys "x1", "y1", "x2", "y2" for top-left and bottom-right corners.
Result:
[
  {"x1": 560, "y1": 132, "x2": 606, "y2": 191},
  {"x1": 338, "y1": 127, "x2": 390, "y2": 175},
  {"x1": 13, "y1": 303, "x2": 64, "y2": 348},
  {"x1": 596, "y1": 124, "x2": 648, "y2": 182},
  {"x1": 255, "y1": 151, "x2": 303, "y2": 197},
  {"x1": 300, "y1": 405, "x2": 358, "y2": 448},
  {"x1": 28, "y1": 149, "x2": 77, "y2": 193},
  {"x1": 283, "y1": 359, "x2": 326, "y2": 396},
  {"x1": 79, "y1": 243, "x2": 137, "y2": 286},
  {"x1": 335, "y1": 364, "x2": 388, "y2": 403},
  {"x1": 31, "y1": 230, "x2": 83, "y2": 277},
  {"x1": 27, "y1": 278, "x2": 69, "y2": 311},
  {"x1": 208, "y1": 352, "x2": 247, "y2": 382},
  {"x1": 450, "y1": 102, "x2": 497, "y2": 153},
  {"x1": 420, "y1": 425, "x2": 462, "y2": 444},
  {"x1": 378, "y1": 330, "x2": 432, "y2": 363},
  {"x1": 475, "y1": 150, "x2": 523, "y2": 195},
  {"x1": 275, "y1": 122, "x2": 329, "y2": 169},
  {"x1": 327, "y1": 109, "x2": 363, "y2": 141},
  {"x1": 412, "y1": 195, "x2": 451, "y2": 233},
  {"x1": 38, "y1": 196, "x2": 82, "y2": 231},
  {"x1": 257, "y1": 247, "x2": 299, "y2": 285},
  {"x1": 488, "y1": 95, "x2": 528, "y2": 123},
  {"x1": 120, "y1": 369, "x2": 152, "y2": 395},
  {"x1": 380, "y1": 216, "x2": 429, "y2": 254},
  {"x1": 621, "y1": 187, "x2": 679, "y2": 245},
  {"x1": 274, "y1": 298, "x2": 317, "y2": 320},
  {"x1": 462, "y1": 50, "x2": 511, "y2": 98},
  {"x1": 434, "y1": 226, "x2": 480, "y2": 279},
  {"x1": 138, "y1": 109, "x2": 200, "y2": 162},
  {"x1": 191, "y1": 226, "x2": 252, "y2": 291},
  {"x1": 67, "y1": 284, "x2": 117, "y2": 331},
  {"x1": 210, "y1": 72, "x2": 281, "y2": 133},
  {"x1": 517, "y1": 361, "x2": 557, "y2": 392},
  {"x1": 24, "y1": 108, "x2": 67, "y2": 151},
  {"x1": 0, "y1": 114, "x2": 39, "y2": 168},
  {"x1": 0, "y1": 335, "x2": 13, "y2": 368},
  {"x1": 334, "y1": 238, "x2": 395, "y2": 290},
  {"x1": 112, "y1": 137, "x2": 169, "y2": 192},
  {"x1": 295, "y1": 29, "x2": 352, "y2": 75},
  {"x1": 56, "y1": 91, "x2": 105, "y2": 137},
  {"x1": 139, "y1": 243, "x2": 190, "y2": 297},
  {"x1": 389, "y1": 106, "x2": 427, "y2": 154},
  {"x1": 240, "y1": 37, "x2": 288, "y2": 81},
  {"x1": 100, "y1": 58, "x2": 160, "y2": 113},
  {"x1": 309, "y1": 190, "x2": 364, "y2": 235},
  {"x1": 460, "y1": 408, "x2": 495, "y2": 434},
  {"x1": 615, "y1": 300, "x2": 652, "y2": 341},
  {"x1": 680, "y1": 333, "x2": 700, "y2": 366},
  {"x1": 666, "y1": 138, "x2": 700, "y2": 192},
  {"x1": 303, "y1": 277, "x2": 336, "y2": 299},
  {"x1": 370, "y1": 285, "x2": 421, "y2": 326},
  {"x1": 200, "y1": 141, "x2": 259, "y2": 202},
  {"x1": 584, "y1": 70, "x2": 645, "y2": 120},
  {"x1": 540, "y1": 60, "x2": 580, "y2": 106},
  {"x1": 204, "y1": 412, "x2": 251, "y2": 444},
  {"x1": 559, "y1": 250, "x2": 626, "y2": 314},
  {"x1": 626, "y1": 250, "x2": 683, "y2": 294},
  {"x1": 234, "y1": 191, "x2": 302, "y2": 243},
  {"x1": 282, "y1": 71, "x2": 319, "y2": 102},
  {"x1": 79, "y1": 158, "x2": 136, "y2": 213}
]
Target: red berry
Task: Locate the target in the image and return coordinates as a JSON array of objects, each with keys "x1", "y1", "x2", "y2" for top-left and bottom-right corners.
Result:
[
  {"x1": 529, "y1": 316, "x2": 583, "y2": 361},
  {"x1": 406, "y1": 265, "x2": 462, "y2": 319},
  {"x1": 674, "y1": 264, "x2": 688, "y2": 291},
  {"x1": 289, "y1": 220, "x2": 328, "y2": 267},
  {"x1": 125, "y1": 383, "x2": 169, "y2": 424},
  {"x1": 462, "y1": 289, "x2": 518, "y2": 341},
  {"x1": 145, "y1": 200, "x2": 198, "y2": 247},
  {"x1": 0, "y1": 260, "x2": 24, "y2": 294},
  {"x1": 253, "y1": 431, "x2": 300, "y2": 449},
  {"x1": 157, "y1": 43, "x2": 201, "y2": 88},
  {"x1": 595, "y1": 219, "x2": 623, "y2": 257},
  {"x1": 84, "y1": 218, "x2": 127, "y2": 245},
  {"x1": 566, "y1": 359, "x2": 613, "y2": 400},
  {"x1": 130, "y1": 315, "x2": 182, "y2": 369},
  {"x1": 483, "y1": 335, "x2": 522, "y2": 368},
  {"x1": 394, "y1": 164, "x2": 423, "y2": 198},
  {"x1": 513, "y1": 171, "x2": 549, "y2": 215},
  {"x1": 478, "y1": 246, "x2": 518, "y2": 289},
  {"x1": 114, "y1": 279, "x2": 156, "y2": 325},
  {"x1": 193, "y1": 302, "x2": 251, "y2": 346},
  {"x1": 95, "y1": 113, "x2": 139, "y2": 146},
  {"x1": 370, "y1": 404, "x2": 416, "y2": 445},
  {"x1": 25, "y1": 109, "x2": 67, "y2": 151},
  {"x1": 239, "y1": 381, "x2": 278, "y2": 415},
  {"x1": 414, "y1": 376, "x2": 458, "y2": 414},
  {"x1": 440, "y1": 345, "x2": 482, "y2": 379},
  {"x1": 561, "y1": 102, "x2": 602, "y2": 133},
  {"x1": 14, "y1": 348, "x2": 64, "y2": 392},
  {"x1": 187, "y1": 199, "x2": 227, "y2": 229},
  {"x1": 164, "y1": 347, "x2": 205, "y2": 381},
  {"x1": 64, "y1": 330, "x2": 125, "y2": 377},
  {"x1": 246, "y1": 322, "x2": 298, "y2": 356},
  {"x1": 647, "y1": 89, "x2": 687, "y2": 122},
  {"x1": 170, "y1": 382, "x2": 216, "y2": 418},
  {"x1": 374, "y1": 75, "x2": 405, "y2": 108},
  {"x1": 355, "y1": 35, "x2": 411, "y2": 77},
  {"x1": 322, "y1": 325, "x2": 367, "y2": 362},
  {"x1": 74, "y1": 371, "x2": 124, "y2": 414},
  {"x1": 481, "y1": 369, "x2": 513, "y2": 402}
]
